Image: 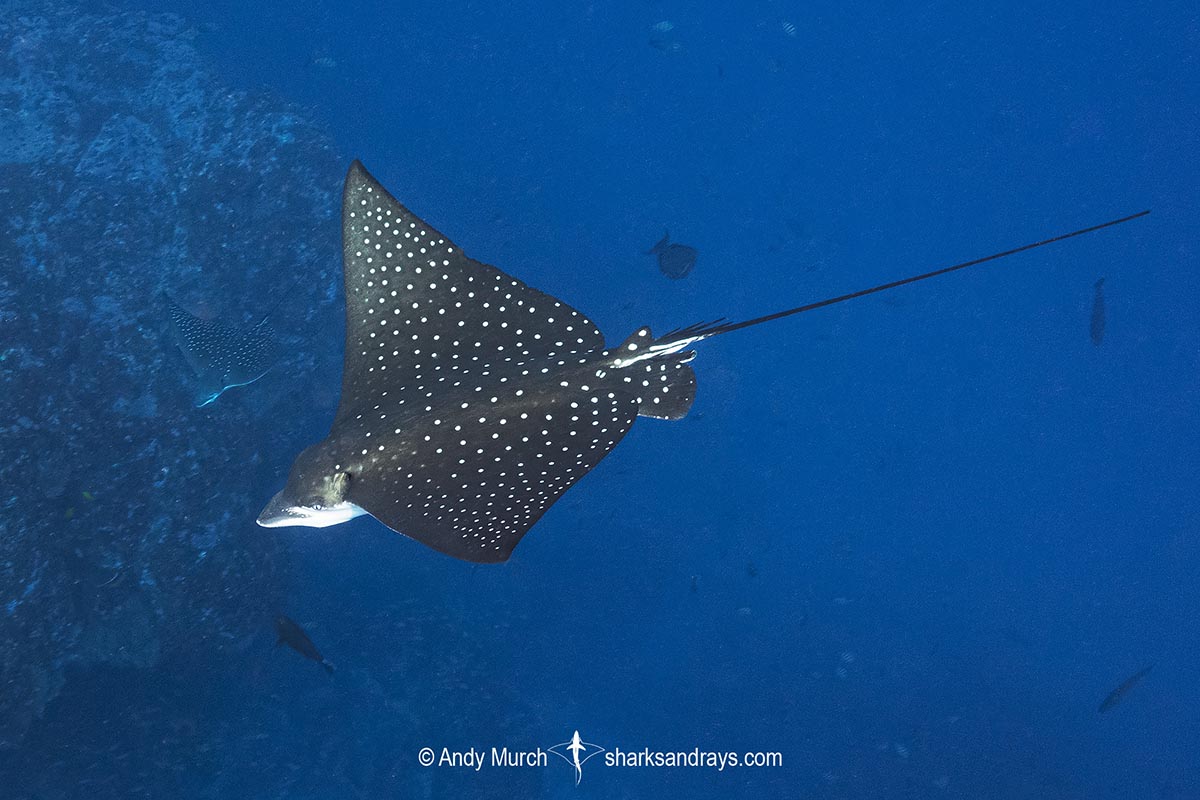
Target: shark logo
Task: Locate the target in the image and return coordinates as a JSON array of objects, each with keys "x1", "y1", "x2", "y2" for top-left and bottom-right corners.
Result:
[{"x1": 548, "y1": 730, "x2": 605, "y2": 786}]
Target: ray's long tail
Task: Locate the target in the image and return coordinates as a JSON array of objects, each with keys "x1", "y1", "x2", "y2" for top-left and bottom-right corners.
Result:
[{"x1": 659, "y1": 210, "x2": 1150, "y2": 347}]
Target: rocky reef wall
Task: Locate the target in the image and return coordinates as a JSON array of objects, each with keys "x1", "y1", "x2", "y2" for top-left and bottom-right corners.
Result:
[{"x1": 0, "y1": 0, "x2": 343, "y2": 746}]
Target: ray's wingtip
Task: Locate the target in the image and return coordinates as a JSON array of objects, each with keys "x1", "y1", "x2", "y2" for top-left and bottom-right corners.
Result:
[{"x1": 345, "y1": 159, "x2": 371, "y2": 183}]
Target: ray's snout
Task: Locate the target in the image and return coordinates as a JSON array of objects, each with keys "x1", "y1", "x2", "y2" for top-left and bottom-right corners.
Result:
[
  {"x1": 256, "y1": 490, "x2": 298, "y2": 527},
  {"x1": 256, "y1": 481, "x2": 367, "y2": 529},
  {"x1": 257, "y1": 447, "x2": 362, "y2": 529}
]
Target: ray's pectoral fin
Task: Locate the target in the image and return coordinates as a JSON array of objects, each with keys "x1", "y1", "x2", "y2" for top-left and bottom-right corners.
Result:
[
  {"x1": 291, "y1": 159, "x2": 640, "y2": 563},
  {"x1": 346, "y1": 387, "x2": 640, "y2": 564}
]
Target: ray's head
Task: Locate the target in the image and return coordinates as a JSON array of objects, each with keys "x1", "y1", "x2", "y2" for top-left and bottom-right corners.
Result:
[{"x1": 257, "y1": 442, "x2": 366, "y2": 528}]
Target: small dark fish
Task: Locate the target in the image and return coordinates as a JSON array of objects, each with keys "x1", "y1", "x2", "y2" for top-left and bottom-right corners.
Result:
[
  {"x1": 746, "y1": 562, "x2": 758, "y2": 578},
  {"x1": 1090, "y1": 277, "x2": 1106, "y2": 345},
  {"x1": 1099, "y1": 663, "x2": 1153, "y2": 712},
  {"x1": 274, "y1": 615, "x2": 334, "y2": 674},
  {"x1": 690, "y1": 575, "x2": 698, "y2": 593},
  {"x1": 646, "y1": 231, "x2": 697, "y2": 279}
]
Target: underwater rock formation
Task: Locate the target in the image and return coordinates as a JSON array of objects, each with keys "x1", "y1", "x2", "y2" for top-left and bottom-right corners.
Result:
[{"x1": 0, "y1": 1, "x2": 342, "y2": 747}]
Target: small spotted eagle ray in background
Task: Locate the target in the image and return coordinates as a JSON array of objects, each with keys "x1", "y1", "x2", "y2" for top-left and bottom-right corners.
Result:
[
  {"x1": 257, "y1": 161, "x2": 1147, "y2": 563},
  {"x1": 165, "y1": 294, "x2": 280, "y2": 407}
]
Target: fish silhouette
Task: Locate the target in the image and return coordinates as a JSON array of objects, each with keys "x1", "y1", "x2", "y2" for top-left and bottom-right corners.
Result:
[
  {"x1": 166, "y1": 295, "x2": 279, "y2": 407},
  {"x1": 1090, "y1": 277, "x2": 1106, "y2": 345},
  {"x1": 257, "y1": 161, "x2": 1147, "y2": 563},
  {"x1": 1099, "y1": 663, "x2": 1153, "y2": 712},
  {"x1": 646, "y1": 231, "x2": 697, "y2": 279},
  {"x1": 274, "y1": 615, "x2": 334, "y2": 674}
]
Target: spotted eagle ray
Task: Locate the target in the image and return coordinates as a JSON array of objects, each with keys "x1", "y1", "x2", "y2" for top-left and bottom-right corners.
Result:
[
  {"x1": 166, "y1": 294, "x2": 279, "y2": 407},
  {"x1": 257, "y1": 161, "x2": 1147, "y2": 563}
]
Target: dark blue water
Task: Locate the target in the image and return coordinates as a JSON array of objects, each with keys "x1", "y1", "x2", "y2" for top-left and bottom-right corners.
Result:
[{"x1": 3, "y1": 1, "x2": 1197, "y2": 797}]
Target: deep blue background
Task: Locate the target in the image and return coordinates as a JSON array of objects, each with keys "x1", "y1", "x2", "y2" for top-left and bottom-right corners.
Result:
[{"x1": 108, "y1": 0, "x2": 1199, "y2": 796}]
